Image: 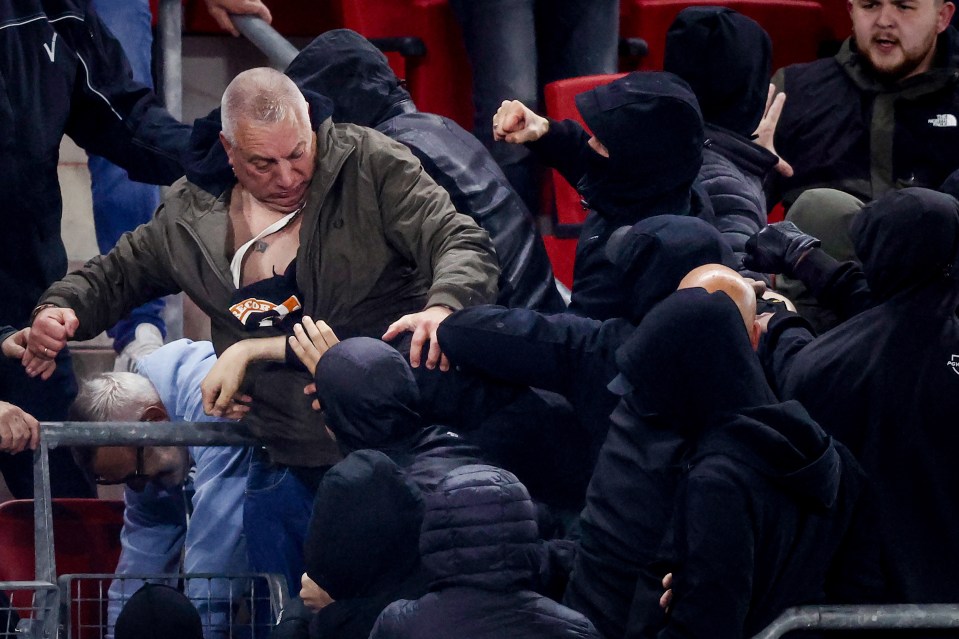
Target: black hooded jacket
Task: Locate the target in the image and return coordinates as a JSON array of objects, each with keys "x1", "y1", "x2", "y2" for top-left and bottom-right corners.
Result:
[
  {"x1": 565, "y1": 289, "x2": 880, "y2": 639},
  {"x1": 616, "y1": 289, "x2": 879, "y2": 639},
  {"x1": 664, "y1": 7, "x2": 779, "y2": 275},
  {"x1": 527, "y1": 72, "x2": 716, "y2": 321},
  {"x1": 1, "y1": 0, "x2": 190, "y2": 328},
  {"x1": 438, "y1": 215, "x2": 732, "y2": 467},
  {"x1": 284, "y1": 29, "x2": 563, "y2": 312},
  {"x1": 299, "y1": 450, "x2": 429, "y2": 639},
  {"x1": 370, "y1": 465, "x2": 600, "y2": 639},
  {"x1": 782, "y1": 187, "x2": 959, "y2": 603}
]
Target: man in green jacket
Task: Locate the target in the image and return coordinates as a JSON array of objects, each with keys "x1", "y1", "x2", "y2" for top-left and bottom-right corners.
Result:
[{"x1": 23, "y1": 67, "x2": 499, "y2": 590}]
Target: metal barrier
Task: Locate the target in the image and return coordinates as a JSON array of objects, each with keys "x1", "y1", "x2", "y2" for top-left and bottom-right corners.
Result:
[
  {"x1": 753, "y1": 604, "x2": 959, "y2": 638},
  {"x1": 0, "y1": 582, "x2": 58, "y2": 639},
  {"x1": 27, "y1": 421, "x2": 263, "y2": 639},
  {"x1": 58, "y1": 573, "x2": 286, "y2": 639}
]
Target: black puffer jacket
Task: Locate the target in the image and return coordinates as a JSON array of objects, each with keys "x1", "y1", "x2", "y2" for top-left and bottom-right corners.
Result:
[
  {"x1": 664, "y1": 7, "x2": 779, "y2": 275},
  {"x1": 770, "y1": 28, "x2": 959, "y2": 207},
  {"x1": 1, "y1": 0, "x2": 190, "y2": 328},
  {"x1": 285, "y1": 29, "x2": 563, "y2": 312},
  {"x1": 370, "y1": 465, "x2": 600, "y2": 639},
  {"x1": 782, "y1": 188, "x2": 959, "y2": 603}
]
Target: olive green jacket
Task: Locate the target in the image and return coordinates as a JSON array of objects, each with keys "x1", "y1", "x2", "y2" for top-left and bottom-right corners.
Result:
[{"x1": 42, "y1": 119, "x2": 499, "y2": 466}]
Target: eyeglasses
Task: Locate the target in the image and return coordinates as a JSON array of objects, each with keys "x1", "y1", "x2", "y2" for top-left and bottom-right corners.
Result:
[{"x1": 94, "y1": 447, "x2": 146, "y2": 486}]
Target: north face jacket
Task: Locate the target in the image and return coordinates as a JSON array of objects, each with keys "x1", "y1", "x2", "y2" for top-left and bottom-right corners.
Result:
[{"x1": 770, "y1": 27, "x2": 959, "y2": 208}]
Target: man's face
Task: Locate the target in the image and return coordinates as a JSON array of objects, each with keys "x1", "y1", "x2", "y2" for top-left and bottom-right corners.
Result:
[
  {"x1": 92, "y1": 446, "x2": 190, "y2": 491},
  {"x1": 222, "y1": 114, "x2": 317, "y2": 214},
  {"x1": 848, "y1": 0, "x2": 955, "y2": 80}
]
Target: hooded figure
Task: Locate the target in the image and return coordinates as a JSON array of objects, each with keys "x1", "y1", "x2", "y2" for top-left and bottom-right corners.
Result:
[
  {"x1": 664, "y1": 7, "x2": 779, "y2": 275},
  {"x1": 114, "y1": 584, "x2": 203, "y2": 639},
  {"x1": 294, "y1": 450, "x2": 429, "y2": 639},
  {"x1": 314, "y1": 337, "x2": 484, "y2": 493},
  {"x1": 565, "y1": 288, "x2": 880, "y2": 639},
  {"x1": 782, "y1": 187, "x2": 959, "y2": 603},
  {"x1": 438, "y1": 215, "x2": 732, "y2": 468},
  {"x1": 526, "y1": 71, "x2": 715, "y2": 320},
  {"x1": 369, "y1": 465, "x2": 600, "y2": 639},
  {"x1": 284, "y1": 29, "x2": 564, "y2": 312}
]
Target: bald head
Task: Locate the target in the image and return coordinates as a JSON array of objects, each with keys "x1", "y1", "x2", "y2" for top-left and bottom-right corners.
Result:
[
  {"x1": 678, "y1": 264, "x2": 761, "y2": 348},
  {"x1": 220, "y1": 67, "x2": 310, "y2": 145}
]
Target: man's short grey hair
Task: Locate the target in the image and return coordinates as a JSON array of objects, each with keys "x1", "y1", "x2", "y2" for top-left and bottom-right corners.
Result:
[
  {"x1": 72, "y1": 372, "x2": 161, "y2": 423},
  {"x1": 220, "y1": 67, "x2": 310, "y2": 144}
]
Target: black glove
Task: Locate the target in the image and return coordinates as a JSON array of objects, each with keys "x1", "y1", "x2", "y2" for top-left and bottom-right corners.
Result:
[{"x1": 744, "y1": 221, "x2": 821, "y2": 277}]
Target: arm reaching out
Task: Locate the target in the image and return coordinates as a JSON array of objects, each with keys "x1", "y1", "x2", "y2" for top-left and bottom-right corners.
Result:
[
  {"x1": 288, "y1": 317, "x2": 339, "y2": 376},
  {"x1": 203, "y1": 0, "x2": 272, "y2": 36},
  {"x1": 493, "y1": 100, "x2": 550, "y2": 144},
  {"x1": 201, "y1": 337, "x2": 287, "y2": 418}
]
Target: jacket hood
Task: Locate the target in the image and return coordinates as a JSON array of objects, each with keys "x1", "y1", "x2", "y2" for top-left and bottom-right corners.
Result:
[
  {"x1": 138, "y1": 339, "x2": 218, "y2": 422},
  {"x1": 605, "y1": 215, "x2": 733, "y2": 323},
  {"x1": 664, "y1": 7, "x2": 771, "y2": 137},
  {"x1": 305, "y1": 449, "x2": 424, "y2": 600},
  {"x1": 420, "y1": 465, "x2": 541, "y2": 591},
  {"x1": 614, "y1": 288, "x2": 776, "y2": 422},
  {"x1": 851, "y1": 187, "x2": 959, "y2": 300},
  {"x1": 314, "y1": 338, "x2": 422, "y2": 453},
  {"x1": 285, "y1": 29, "x2": 412, "y2": 128},
  {"x1": 691, "y1": 403, "x2": 842, "y2": 509},
  {"x1": 576, "y1": 71, "x2": 703, "y2": 191},
  {"x1": 185, "y1": 91, "x2": 335, "y2": 197}
]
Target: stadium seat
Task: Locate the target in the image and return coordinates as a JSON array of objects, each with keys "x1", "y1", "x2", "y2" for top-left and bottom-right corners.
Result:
[
  {"x1": 620, "y1": 0, "x2": 829, "y2": 72},
  {"x1": 0, "y1": 499, "x2": 124, "y2": 638},
  {"x1": 334, "y1": 0, "x2": 474, "y2": 129}
]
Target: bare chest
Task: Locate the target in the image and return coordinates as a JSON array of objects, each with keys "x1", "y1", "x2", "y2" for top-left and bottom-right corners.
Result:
[{"x1": 229, "y1": 192, "x2": 303, "y2": 288}]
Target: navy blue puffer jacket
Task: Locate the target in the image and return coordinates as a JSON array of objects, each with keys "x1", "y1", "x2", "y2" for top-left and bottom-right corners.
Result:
[{"x1": 369, "y1": 465, "x2": 599, "y2": 639}]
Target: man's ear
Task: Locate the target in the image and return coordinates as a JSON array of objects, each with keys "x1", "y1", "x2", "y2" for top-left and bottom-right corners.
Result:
[
  {"x1": 140, "y1": 403, "x2": 169, "y2": 423},
  {"x1": 219, "y1": 131, "x2": 235, "y2": 162},
  {"x1": 938, "y1": 2, "x2": 956, "y2": 33}
]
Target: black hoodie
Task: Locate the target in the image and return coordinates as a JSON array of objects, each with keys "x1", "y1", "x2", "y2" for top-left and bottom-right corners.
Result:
[
  {"x1": 284, "y1": 29, "x2": 563, "y2": 312},
  {"x1": 438, "y1": 215, "x2": 732, "y2": 467},
  {"x1": 566, "y1": 289, "x2": 880, "y2": 639},
  {"x1": 664, "y1": 7, "x2": 779, "y2": 276},
  {"x1": 782, "y1": 187, "x2": 959, "y2": 603}
]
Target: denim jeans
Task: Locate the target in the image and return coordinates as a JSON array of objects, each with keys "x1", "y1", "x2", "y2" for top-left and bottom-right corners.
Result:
[
  {"x1": 243, "y1": 449, "x2": 319, "y2": 597},
  {"x1": 89, "y1": 0, "x2": 164, "y2": 351},
  {"x1": 449, "y1": 0, "x2": 619, "y2": 211}
]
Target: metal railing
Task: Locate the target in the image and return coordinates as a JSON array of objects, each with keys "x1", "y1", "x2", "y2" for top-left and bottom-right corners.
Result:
[
  {"x1": 753, "y1": 604, "x2": 959, "y2": 638},
  {"x1": 26, "y1": 421, "x2": 261, "y2": 639}
]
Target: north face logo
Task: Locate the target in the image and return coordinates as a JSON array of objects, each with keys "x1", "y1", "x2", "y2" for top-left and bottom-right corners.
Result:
[{"x1": 928, "y1": 114, "x2": 958, "y2": 127}]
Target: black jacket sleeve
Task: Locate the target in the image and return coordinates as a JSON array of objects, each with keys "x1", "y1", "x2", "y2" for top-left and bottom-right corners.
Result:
[
  {"x1": 437, "y1": 304, "x2": 608, "y2": 398},
  {"x1": 526, "y1": 118, "x2": 594, "y2": 189},
  {"x1": 758, "y1": 310, "x2": 816, "y2": 398},
  {"x1": 62, "y1": 6, "x2": 191, "y2": 184},
  {"x1": 792, "y1": 249, "x2": 874, "y2": 320}
]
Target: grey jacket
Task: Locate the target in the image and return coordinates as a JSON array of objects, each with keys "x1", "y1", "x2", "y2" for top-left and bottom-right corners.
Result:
[{"x1": 41, "y1": 119, "x2": 499, "y2": 466}]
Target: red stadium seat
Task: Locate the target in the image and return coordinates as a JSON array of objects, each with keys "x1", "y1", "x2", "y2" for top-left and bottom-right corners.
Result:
[
  {"x1": 620, "y1": 0, "x2": 829, "y2": 72},
  {"x1": 0, "y1": 499, "x2": 124, "y2": 639},
  {"x1": 334, "y1": 0, "x2": 474, "y2": 129},
  {"x1": 541, "y1": 73, "x2": 627, "y2": 288}
]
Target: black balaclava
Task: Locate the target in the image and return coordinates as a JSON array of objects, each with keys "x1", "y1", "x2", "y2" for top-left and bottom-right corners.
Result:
[
  {"x1": 305, "y1": 449, "x2": 424, "y2": 600},
  {"x1": 114, "y1": 584, "x2": 203, "y2": 639},
  {"x1": 314, "y1": 337, "x2": 422, "y2": 454},
  {"x1": 605, "y1": 215, "x2": 733, "y2": 323},
  {"x1": 664, "y1": 7, "x2": 772, "y2": 137},
  {"x1": 285, "y1": 28, "x2": 412, "y2": 128},
  {"x1": 614, "y1": 288, "x2": 774, "y2": 433},
  {"x1": 851, "y1": 187, "x2": 959, "y2": 301},
  {"x1": 574, "y1": 71, "x2": 704, "y2": 222}
]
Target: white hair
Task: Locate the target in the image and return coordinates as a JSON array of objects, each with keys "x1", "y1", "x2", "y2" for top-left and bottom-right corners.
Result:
[
  {"x1": 73, "y1": 372, "x2": 161, "y2": 423},
  {"x1": 220, "y1": 67, "x2": 310, "y2": 144}
]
